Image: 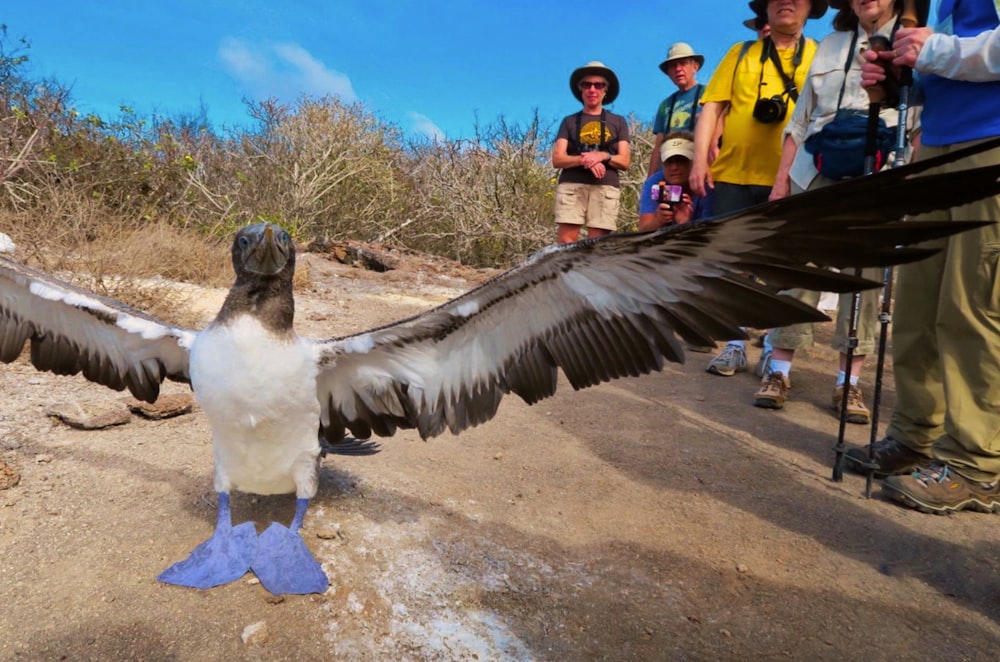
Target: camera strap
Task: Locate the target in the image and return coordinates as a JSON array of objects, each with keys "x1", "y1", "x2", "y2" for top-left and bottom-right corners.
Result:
[{"x1": 765, "y1": 39, "x2": 802, "y2": 102}]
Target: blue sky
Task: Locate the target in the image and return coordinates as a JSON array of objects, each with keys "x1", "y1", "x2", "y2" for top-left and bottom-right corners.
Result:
[{"x1": 4, "y1": 1, "x2": 830, "y2": 141}]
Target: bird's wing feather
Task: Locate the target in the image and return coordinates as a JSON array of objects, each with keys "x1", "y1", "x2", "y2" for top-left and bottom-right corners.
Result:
[
  {"x1": 313, "y1": 137, "x2": 1000, "y2": 443},
  {"x1": 0, "y1": 257, "x2": 194, "y2": 402}
]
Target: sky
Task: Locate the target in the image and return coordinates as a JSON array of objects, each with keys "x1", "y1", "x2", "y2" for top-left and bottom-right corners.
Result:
[{"x1": 4, "y1": 1, "x2": 831, "y2": 142}]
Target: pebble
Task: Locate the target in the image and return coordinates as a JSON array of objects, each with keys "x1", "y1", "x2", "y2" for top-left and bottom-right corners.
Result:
[
  {"x1": 241, "y1": 621, "x2": 269, "y2": 645},
  {"x1": 0, "y1": 460, "x2": 19, "y2": 490},
  {"x1": 125, "y1": 394, "x2": 194, "y2": 419},
  {"x1": 45, "y1": 399, "x2": 131, "y2": 430}
]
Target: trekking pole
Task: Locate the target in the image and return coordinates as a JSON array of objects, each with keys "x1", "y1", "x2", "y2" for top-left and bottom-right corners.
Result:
[
  {"x1": 832, "y1": 35, "x2": 892, "y2": 482},
  {"x1": 863, "y1": 0, "x2": 920, "y2": 497}
]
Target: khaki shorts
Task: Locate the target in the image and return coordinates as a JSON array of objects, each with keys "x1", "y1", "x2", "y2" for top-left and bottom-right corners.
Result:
[{"x1": 554, "y1": 183, "x2": 621, "y2": 231}]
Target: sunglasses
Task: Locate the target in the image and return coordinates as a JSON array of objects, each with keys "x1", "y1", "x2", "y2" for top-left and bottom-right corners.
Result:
[{"x1": 579, "y1": 81, "x2": 607, "y2": 90}]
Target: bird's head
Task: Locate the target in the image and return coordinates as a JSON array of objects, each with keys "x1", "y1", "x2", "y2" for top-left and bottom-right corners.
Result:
[{"x1": 232, "y1": 223, "x2": 295, "y2": 278}]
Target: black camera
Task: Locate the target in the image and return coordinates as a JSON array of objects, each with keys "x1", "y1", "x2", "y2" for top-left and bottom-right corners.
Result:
[
  {"x1": 654, "y1": 182, "x2": 683, "y2": 209},
  {"x1": 753, "y1": 95, "x2": 788, "y2": 124}
]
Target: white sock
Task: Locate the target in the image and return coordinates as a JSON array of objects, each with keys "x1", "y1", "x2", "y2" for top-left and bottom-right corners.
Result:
[
  {"x1": 762, "y1": 334, "x2": 773, "y2": 354},
  {"x1": 835, "y1": 371, "x2": 860, "y2": 387},
  {"x1": 770, "y1": 359, "x2": 792, "y2": 377},
  {"x1": 727, "y1": 340, "x2": 745, "y2": 350}
]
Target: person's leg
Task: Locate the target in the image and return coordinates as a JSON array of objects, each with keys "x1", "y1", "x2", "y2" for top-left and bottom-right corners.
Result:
[
  {"x1": 882, "y1": 145, "x2": 949, "y2": 453},
  {"x1": 753, "y1": 288, "x2": 818, "y2": 409},
  {"x1": 927, "y1": 141, "x2": 1000, "y2": 482},
  {"x1": 705, "y1": 182, "x2": 768, "y2": 375},
  {"x1": 829, "y1": 271, "x2": 880, "y2": 424},
  {"x1": 584, "y1": 185, "x2": 621, "y2": 239},
  {"x1": 554, "y1": 182, "x2": 588, "y2": 244}
]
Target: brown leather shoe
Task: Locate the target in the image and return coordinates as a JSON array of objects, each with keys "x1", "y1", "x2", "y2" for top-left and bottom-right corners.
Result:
[
  {"x1": 845, "y1": 436, "x2": 932, "y2": 478},
  {"x1": 754, "y1": 371, "x2": 789, "y2": 409},
  {"x1": 832, "y1": 384, "x2": 871, "y2": 425}
]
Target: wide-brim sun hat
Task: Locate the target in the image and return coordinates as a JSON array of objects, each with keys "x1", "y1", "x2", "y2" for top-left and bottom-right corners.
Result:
[
  {"x1": 743, "y1": 15, "x2": 766, "y2": 31},
  {"x1": 658, "y1": 42, "x2": 706, "y2": 75},
  {"x1": 829, "y1": 0, "x2": 929, "y2": 25},
  {"x1": 748, "y1": 0, "x2": 828, "y2": 20},
  {"x1": 570, "y1": 61, "x2": 620, "y2": 105},
  {"x1": 660, "y1": 135, "x2": 694, "y2": 163}
]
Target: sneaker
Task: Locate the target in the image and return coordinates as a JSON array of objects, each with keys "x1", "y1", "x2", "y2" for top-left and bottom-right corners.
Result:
[
  {"x1": 882, "y1": 462, "x2": 1000, "y2": 514},
  {"x1": 754, "y1": 371, "x2": 789, "y2": 409},
  {"x1": 755, "y1": 349, "x2": 773, "y2": 378},
  {"x1": 844, "y1": 436, "x2": 933, "y2": 478},
  {"x1": 706, "y1": 345, "x2": 748, "y2": 376},
  {"x1": 832, "y1": 384, "x2": 871, "y2": 425}
]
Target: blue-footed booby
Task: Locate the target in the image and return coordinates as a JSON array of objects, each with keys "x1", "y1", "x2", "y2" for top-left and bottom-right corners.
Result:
[{"x1": 1, "y1": 138, "x2": 999, "y2": 595}]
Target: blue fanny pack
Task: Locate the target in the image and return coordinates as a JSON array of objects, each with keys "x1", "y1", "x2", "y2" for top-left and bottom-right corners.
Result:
[{"x1": 804, "y1": 109, "x2": 895, "y2": 180}]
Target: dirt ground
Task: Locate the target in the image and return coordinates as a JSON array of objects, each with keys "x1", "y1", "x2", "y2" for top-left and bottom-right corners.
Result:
[{"x1": 2, "y1": 247, "x2": 1000, "y2": 661}]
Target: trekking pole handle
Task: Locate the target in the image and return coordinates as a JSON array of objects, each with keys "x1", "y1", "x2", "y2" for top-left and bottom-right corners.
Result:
[
  {"x1": 901, "y1": 0, "x2": 919, "y2": 29},
  {"x1": 866, "y1": 36, "x2": 892, "y2": 106}
]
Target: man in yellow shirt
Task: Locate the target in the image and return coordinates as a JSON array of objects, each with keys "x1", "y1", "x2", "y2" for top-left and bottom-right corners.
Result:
[{"x1": 691, "y1": 0, "x2": 826, "y2": 377}]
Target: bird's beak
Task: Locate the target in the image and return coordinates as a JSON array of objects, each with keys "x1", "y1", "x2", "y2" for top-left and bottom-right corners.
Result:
[{"x1": 248, "y1": 224, "x2": 289, "y2": 275}]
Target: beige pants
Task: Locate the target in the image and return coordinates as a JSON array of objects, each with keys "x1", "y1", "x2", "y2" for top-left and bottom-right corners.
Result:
[
  {"x1": 554, "y1": 183, "x2": 621, "y2": 231},
  {"x1": 886, "y1": 140, "x2": 1000, "y2": 481},
  {"x1": 766, "y1": 174, "x2": 882, "y2": 355}
]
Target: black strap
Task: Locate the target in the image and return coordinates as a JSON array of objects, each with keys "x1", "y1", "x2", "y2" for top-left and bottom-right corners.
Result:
[
  {"x1": 764, "y1": 37, "x2": 803, "y2": 102},
  {"x1": 572, "y1": 110, "x2": 609, "y2": 154},
  {"x1": 834, "y1": 28, "x2": 862, "y2": 110},
  {"x1": 665, "y1": 84, "x2": 703, "y2": 131}
]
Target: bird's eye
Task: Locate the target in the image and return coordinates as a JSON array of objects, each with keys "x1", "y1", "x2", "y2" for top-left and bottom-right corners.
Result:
[
  {"x1": 279, "y1": 230, "x2": 291, "y2": 243},
  {"x1": 238, "y1": 236, "x2": 251, "y2": 249}
]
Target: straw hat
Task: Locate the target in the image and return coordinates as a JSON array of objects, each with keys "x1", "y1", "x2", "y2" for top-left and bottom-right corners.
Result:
[
  {"x1": 658, "y1": 42, "x2": 705, "y2": 75},
  {"x1": 569, "y1": 61, "x2": 620, "y2": 104}
]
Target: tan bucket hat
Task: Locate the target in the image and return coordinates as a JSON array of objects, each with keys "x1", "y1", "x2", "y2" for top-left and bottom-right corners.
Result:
[
  {"x1": 658, "y1": 42, "x2": 705, "y2": 75},
  {"x1": 569, "y1": 61, "x2": 620, "y2": 104}
]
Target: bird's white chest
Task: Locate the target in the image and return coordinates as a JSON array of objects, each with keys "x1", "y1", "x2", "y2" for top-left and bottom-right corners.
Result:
[{"x1": 190, "y1": 316, "x2": 320, "y2": 495}]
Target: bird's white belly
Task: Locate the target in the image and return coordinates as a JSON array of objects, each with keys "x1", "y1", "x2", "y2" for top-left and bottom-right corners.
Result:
[{"x1": 190, "y1": 316, "x2": 320, "y2": 497}]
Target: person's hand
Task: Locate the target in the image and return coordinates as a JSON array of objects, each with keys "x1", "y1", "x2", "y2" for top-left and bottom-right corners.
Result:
[
  {"x1": 588, "y1": 162, "x2": 606, "y2": 179},
  {"x1": 860, "y1": 47, "x2": 892, "y2": 88},
  {"x1": 656, "y1": 203, "x2": 676, "y2": 226},
  {"x1": 579, "y1": 151, "x2": 609, "y2": 169},
  {"x1": 889, "y1": 27, "x2": 932, "y2": 69},
  {"x1": 861, "y1": 27, "x2": 933, "y2": 88},
  {"x1": 707, "y1": 140, "x2": 721, "y2": 166},
  {"x1": 689, "y1": 160, "x2": 713, "y2": 197},
  {"x1": 672, "y1": 194, "x2": 694, "y2": 224},
  {"x1": 769, "y1": 178, "x2": 791, "y2": 201}
]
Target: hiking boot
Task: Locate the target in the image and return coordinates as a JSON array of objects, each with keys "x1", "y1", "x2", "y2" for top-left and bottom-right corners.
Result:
[
  {"x1": 706, "y1": 345, "x2": 748, "y2": 376},
  {"x1": 754, "y1": 371, "x2": 789, "y2": 409},
  {"x1": 882, "y1": 462, "x2": 1000, "y2": 514},
  {"x1": 844, "y1": 436, "x2": 932, "y2": 478},
  {"x1": 832, "y1": 384, "x2": 871, "y2": 425},
  {"x1": 755, "y1": 349, "x2": 773, "y2": 378}
]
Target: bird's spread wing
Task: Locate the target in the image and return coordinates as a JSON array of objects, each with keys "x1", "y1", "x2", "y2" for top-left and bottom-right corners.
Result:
[
  {"x1": 0, "y1": 257, "x2": 194, "y2": 402},
  {"x1": 313, "y1": 137, "x2": 1000, "y2": 443}
]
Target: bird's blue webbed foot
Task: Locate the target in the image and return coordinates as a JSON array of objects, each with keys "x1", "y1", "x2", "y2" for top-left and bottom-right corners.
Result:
[
  {"x1": 158, "y1": 492, "x2": 257, "y2": 589},
  {"x1": 251, "y1": 498, "x2": 329, "y2": 595}
]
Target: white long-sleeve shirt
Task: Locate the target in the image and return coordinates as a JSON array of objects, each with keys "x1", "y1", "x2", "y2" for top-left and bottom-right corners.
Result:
[{"x1": 917, "y1": 27, "x2": 1000, "y2": 81}]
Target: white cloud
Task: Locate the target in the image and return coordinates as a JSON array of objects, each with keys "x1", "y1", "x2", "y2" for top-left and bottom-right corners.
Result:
[
  {"x1": 272, "y1": 43, "x2": 356, "y2": 101},
  {"x1": 407, "y1": 112, "x2": 445, "y2": 142},
  {"x1": 218, "y1": 37, "x2": 357, "y2": 103}
]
